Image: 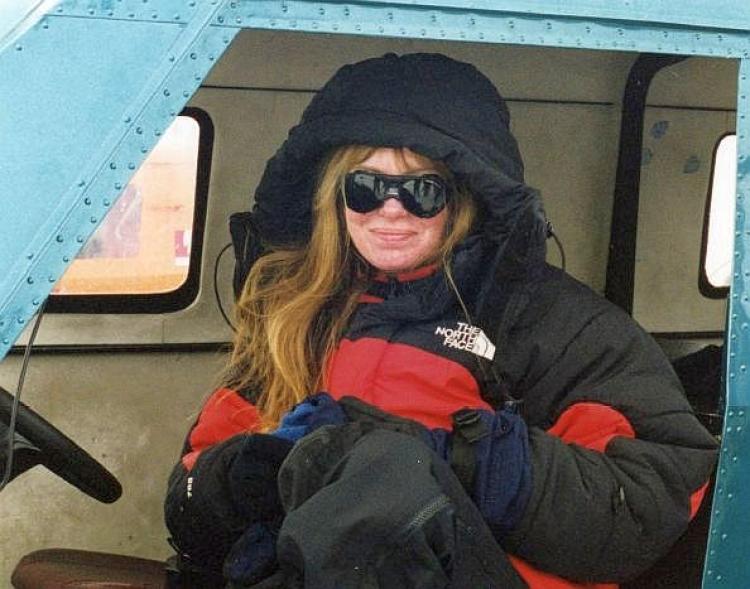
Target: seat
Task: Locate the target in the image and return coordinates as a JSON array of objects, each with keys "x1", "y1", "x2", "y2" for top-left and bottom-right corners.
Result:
[
  {"x1": 622, "y1": 344, "x2": 723, "y2": 589},
  {"x1": 12, "y1": 548, "x2": 170, "y2": 588}
]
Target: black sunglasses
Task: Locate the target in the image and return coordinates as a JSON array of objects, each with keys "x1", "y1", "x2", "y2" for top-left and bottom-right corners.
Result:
[{"x1": 342, "y1": 171, "x2": 450, "y2": 218}]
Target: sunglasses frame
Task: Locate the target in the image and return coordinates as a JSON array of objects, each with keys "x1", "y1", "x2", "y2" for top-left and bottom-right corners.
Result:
[{"x1": 342, "y1": 170, "x2": 450, "y2": 218}]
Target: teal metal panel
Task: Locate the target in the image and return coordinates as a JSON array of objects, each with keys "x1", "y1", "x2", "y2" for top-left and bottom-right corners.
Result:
[
  {"x1": 703, "y1": 58, "x2": 750, "y2": 589},
  {"x1": 1, "y1": 2, "x2": 750, "y2": 585},
  {"x1": 0, "y1": 2, "x2": 239, "y2": 357},
  {"x1": 350, "y1": 0, "x2": 750, "y2": 33},
  {"x1": 0, "y1": 1, "x2": 61, "y2": 52},
  {"x1": 219, "y1": 0, "x2": 750, "y2": 59}
]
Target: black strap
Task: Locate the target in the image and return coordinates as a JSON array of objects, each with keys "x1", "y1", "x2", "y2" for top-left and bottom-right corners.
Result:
[{"x1": 450, "y1": 408, "x2": 489, "y2": 491}]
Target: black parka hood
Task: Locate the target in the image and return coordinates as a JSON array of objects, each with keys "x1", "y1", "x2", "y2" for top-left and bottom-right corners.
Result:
[{"x1": 252, "y1": 52, "x2": 547, "y2": 263}]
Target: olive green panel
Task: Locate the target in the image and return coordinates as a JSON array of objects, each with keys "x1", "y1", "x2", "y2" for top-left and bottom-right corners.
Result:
[{"x1": 634, "y1": 108, "x2": 734, "y2": 332}]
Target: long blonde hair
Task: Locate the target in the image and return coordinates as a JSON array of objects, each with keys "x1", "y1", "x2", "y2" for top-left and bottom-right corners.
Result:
[{"x1": 226, "y1": 145, "x2": 476, "y2": 429}]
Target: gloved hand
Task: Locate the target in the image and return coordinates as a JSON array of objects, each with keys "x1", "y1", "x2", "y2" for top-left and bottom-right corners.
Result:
[
  {"x1": 421, "y1": 406, "x2": 531, "y2": 539},
  {"x1": 469, "y1": 406, "x2": 531, "y2": 539},
  {"x1": 273, "y1": 392, "x2": 348, "y2": 442},
  {"x1": 228, "y1": 434, "x2": 294, "y2": 524}
]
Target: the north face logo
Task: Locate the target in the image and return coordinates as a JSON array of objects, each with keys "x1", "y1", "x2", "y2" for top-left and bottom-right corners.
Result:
[{"x1": 434, "y1": 322, "x2": 496, "y2": 360}]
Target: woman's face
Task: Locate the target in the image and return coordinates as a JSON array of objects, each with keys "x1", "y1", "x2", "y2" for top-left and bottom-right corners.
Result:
[{"x1": 344, "y1": 148, "x2": 448, "y2": 273}]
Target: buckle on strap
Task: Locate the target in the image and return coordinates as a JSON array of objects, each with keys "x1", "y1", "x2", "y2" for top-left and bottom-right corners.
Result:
[
  {"x1": 450, "y1": 409, "x2": 489, "y2": 492},
  {"x1": 452, "y1": 408, "x2": 489, "y2": 443}
]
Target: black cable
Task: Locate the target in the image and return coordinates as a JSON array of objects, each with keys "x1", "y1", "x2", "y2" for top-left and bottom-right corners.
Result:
[
  {"x1": 214, "y1": 242, "x2": 236, "y2": 332},
  {"x1": 0, "y1": 299, "x2": 47, "y2": 493},
  {"x1": 547, "y1": 222, "x2": 567, "y2": 271}
]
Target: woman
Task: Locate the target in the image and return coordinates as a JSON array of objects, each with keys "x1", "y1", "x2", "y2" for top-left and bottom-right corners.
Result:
[{"x1": 165, "y1": 53, "x2": 717, "y2": 588}]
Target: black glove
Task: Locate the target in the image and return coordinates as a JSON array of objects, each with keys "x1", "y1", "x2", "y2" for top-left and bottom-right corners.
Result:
[{"x1": 228, "y1": 434, "x2": 294, "y2": 524}]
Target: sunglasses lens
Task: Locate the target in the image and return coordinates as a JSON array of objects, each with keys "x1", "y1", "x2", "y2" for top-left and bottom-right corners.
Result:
[
  {"x1": 399, "y1": 177, "x2": 445, "y2": 218},
  {"x1": 344, "y1": 172, "x2": 448, "y2": 218},
  {"x1": 345, "y1": 173, "x2": 383, "y2": 214}
]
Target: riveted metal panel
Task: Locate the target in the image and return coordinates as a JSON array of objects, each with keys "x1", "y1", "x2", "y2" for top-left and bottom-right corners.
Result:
[
  {"x1": 217, "y1": 1, "x2": 750, "y2": 59},
  {"x1": 48, "y1": 0, "x2": 200, "y2": 23},
  {"x1": 704, "y1": 58, "x2": 750, "y2": 588},
  {"x1": 2, "y1": 2, "x2": 750, "y2": 583},
  {"x1": 348, "y1": 0, "x2": 750, "y2": 33},
  {"x1": 0, "y1": 2, "x2": 239, "y2": 358}
]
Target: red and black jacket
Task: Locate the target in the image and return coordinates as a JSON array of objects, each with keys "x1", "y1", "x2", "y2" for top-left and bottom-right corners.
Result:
[{"x1": 165, "y1": 258, "x2": 716, "y2": 587}]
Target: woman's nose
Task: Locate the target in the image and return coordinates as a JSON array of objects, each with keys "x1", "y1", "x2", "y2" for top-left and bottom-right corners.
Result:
[{"x1": 379, "y1": 196, "x2": 408, "y2": 217}]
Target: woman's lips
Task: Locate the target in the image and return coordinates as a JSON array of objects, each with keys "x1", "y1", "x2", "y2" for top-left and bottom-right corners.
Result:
[{"x1": 371, "y1": 230, "x2": 415, "y2": 243}]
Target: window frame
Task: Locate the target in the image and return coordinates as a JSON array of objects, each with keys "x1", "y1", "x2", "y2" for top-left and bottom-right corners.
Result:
[
  {"x1": 45, "y1": 107, "x2": 213, "y2": 314},
  {"x1": 699, "y1": 131, "x2": 735, "y2": 300}
]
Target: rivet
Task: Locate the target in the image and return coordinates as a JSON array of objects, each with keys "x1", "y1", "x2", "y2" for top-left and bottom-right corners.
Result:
[
  {"x1": 155, "y1": 130, "x2": 162, "y2": 137},
  {"x1": 2, "y1": 339, "x2": 8, "y2": 345},
  {"x1": 115, "y1": 182, "x2": 122, "y2": 190},
  {"x1": 17, "y1": 317, "x2": 25, "y2": 324},
  {"x1": 63, "y1": 256, "x2": 70, "y2": 263},
  {"x1": 236, "y1": 16, "x2": 242, "y2": 24},
  {"x1": 190, "y1": 52, "x2": 197, "y2": 60},
  {"x1": 78, "y1": 180, "x2": 86, "y2": 187},
  {"x1": 56, "y1": 235, "x2": 64, "y2": 243},
  {"x1": 110, "y1": 162, "x2": 117, "y2": 169},
  {"x1": 15, "y1": 44, "x2": 22, "y2": 51},
  {"x1": 163, "y1": 89, "x2": 170, "y2": 96},
  {"x1": 32, "y1": 299, "x2": 40, "y2": 306},
  {"x1": 103, "y1": 199, "x2": 111, "y2": 207},
  {"x1": 26, "y1": 253, "x2": 34, "y2": 260},
  {"x1": 90, "y1": 216, "x2": 97, "y2": 224},
  {"x1": 26, "y1": 277, "x2": 34, "y2": 284},
  {"x1": 124, "y1": 116, "x2": 132, "y2": 124},
  {"x1": 183, "y1": 91, "x2": 190, "y2": 98},
  {"x1": 84, "y1": 197, "x2": 92, "y2": 205},
  {"x1": 217, "y1": 15, "x2": 225, "y2": 23},
  {"x1": 136, "y1": 127, "x2": 143, "y2": 134},
  {"x1": 128, "y1": 162, "x2": 136, "y2": 170},
  {"x1": 141, "y1": 147, "x2": 148, "y2": 154},
  {"x1": 76, "y1": 236, "x2": 84, "y2": 243}
]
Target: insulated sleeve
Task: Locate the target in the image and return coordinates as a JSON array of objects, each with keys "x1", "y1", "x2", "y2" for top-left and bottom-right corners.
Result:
[
  {"x1": 164, "y1": 387, "x2": 263, "y2": 573},
  {"x1": 498, "y1": 271, "x2": 718, "y2": 583}
]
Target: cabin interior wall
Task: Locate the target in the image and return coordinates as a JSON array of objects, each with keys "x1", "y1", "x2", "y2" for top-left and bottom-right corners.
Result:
[
  {"x1": 0, "y1": 351, "x2": 226, "y2": 579},
  {"x1": 634, "y1": 57, "x2": 737, "y2": 333}
]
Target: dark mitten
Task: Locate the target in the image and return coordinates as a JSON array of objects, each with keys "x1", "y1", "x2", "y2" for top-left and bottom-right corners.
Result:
[
  {"x1": 273, "y1": 392, "x2": 348, "y2": 442},
  {"x1": 470, "y1": 407, "x2": 532, "y2": 538},
  {"x1": 228, "y1": 434, "x2": 294, "y2": 523}
]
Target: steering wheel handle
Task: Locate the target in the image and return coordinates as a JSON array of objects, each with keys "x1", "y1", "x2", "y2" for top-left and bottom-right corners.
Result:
[{"x1": 0, "y1": 386, "x2": 121, "y2": 503}]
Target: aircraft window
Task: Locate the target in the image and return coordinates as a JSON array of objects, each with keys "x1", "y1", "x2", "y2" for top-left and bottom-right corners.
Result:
[
  {"x1": 700, "y1": 133, "x2": 736, "y2": 297},
  {"x1": 46, "y1": 107, "x2": 212, "y2": 313}
]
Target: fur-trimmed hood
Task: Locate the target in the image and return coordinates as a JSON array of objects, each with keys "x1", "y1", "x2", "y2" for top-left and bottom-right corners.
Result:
[{"x1": 251, "y1": 52, "x2": 547, "y2": 265}]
